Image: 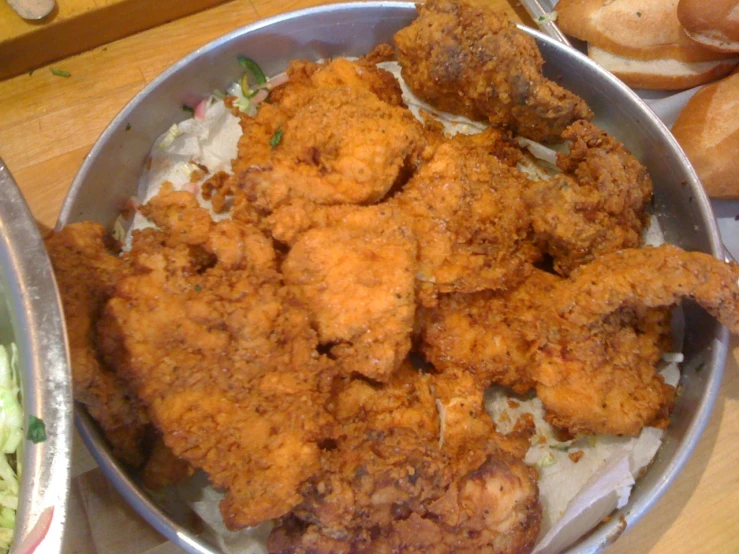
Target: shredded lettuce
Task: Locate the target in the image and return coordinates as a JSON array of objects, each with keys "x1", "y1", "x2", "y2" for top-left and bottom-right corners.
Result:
[{"x1": 0, "y1": 344, "x2": 21, "y2": 553}]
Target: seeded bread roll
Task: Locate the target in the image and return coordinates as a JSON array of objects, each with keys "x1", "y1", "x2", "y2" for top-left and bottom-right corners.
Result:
[
  {"x1": 557, "y1": 0, "x2": 739, "y2": 89},
  {"x1": 678, "y1": 0, "x2": 739, "y2": 54},
  {"x1": 671, "y1": 71, "x2": 739, "y2": 198}
]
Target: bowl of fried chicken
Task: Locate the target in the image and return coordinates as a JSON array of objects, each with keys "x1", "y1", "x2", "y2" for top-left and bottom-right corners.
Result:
[{"x1": 45, "y1": 1, "x2": 737, "y2": 553}]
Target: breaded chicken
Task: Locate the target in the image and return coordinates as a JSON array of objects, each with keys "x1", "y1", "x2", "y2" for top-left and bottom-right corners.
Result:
[
  {"x1": 280, "y1": 203, "x2": 418, "y2": 381},
  {"x1": 99, "y1": 189, "x2": 337, "y2": 530},
  {"x1": 421, "y1": 269, "x2": 562, "y2": 395},
  {"x1": 422, "y1": 245, "x2": 739, "y2": 436},
  {"x1": 394, "y1": 0, "x2": 593, "y2": 142},
  {"x1": 270, "y1": 50, "x2": 405, "y2": 109},
  {"x1": 45, "y1": 222, "x2": 151, "y2": 467},
  {"x1": 524, "y1": 120, "x2": 653, "y2": 275},
  {"x1": 537, "y1": 245, "x2": 739, "y2": 435},
  {"x1": 228, "y1": 59, "x2": 426, "y2": 212},
  {"x1": 394, "y1": 128, "x2": 540, "y2": 306},
  {"x1": 269, "y1": 363, "x2": 542, "y2": 554},
  {"x1": 141, "y1": 435, "x2": 195, "y2": 490}
]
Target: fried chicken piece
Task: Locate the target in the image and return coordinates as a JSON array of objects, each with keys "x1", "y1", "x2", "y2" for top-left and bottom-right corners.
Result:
[
  {"x1": 524, "y1": 120, "x2": 653, "y2": 275},
  {"x1": 270, "y1": 52, "x2": 405, "y2": 109},
  {"x1": 423, "y1": 244, "x2": 739, "y2": 436},
  {"x1": 99, "y1": 188, "x2": 337, "y2": 530},
  {"x1": 537, "y1": 244, "x2": 739, "y2": 435},
  {"x1": 393, "y1": 128, "x2": 540, "y2": 306},
  {"x1": 280, "y1": 204, "x2": 418, "y2": 381},
  {"x1": 45, "y1": 222, "x2": 150, "y2": 467},
  {"x1": 421, "y1": 269, "x2": 562, "y2": 394},
  {"x1": 269, "y1": 363, "x2": 542, "y2": 554},
  {"x1": 393, "y1": 0, "x2": 593, "y2": 142},
  {"x1": 228, "y1": 59, "x2": 426, "y2": 213},
  {"x1": 141, "y1": 436, "x2": 195, "y2": 490}
]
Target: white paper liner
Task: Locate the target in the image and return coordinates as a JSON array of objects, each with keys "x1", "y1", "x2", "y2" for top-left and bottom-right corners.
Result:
[{"x1": 176, "y1": 473, "x2": 273, "y2": 554}]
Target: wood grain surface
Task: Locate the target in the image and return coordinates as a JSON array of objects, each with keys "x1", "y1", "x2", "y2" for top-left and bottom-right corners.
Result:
[
  {"x1": 0, "y1": 0, "x2": 232, "y2": 80},
  {"x1": 0, "y1": 0, "x2": 737, "y2": 552}
]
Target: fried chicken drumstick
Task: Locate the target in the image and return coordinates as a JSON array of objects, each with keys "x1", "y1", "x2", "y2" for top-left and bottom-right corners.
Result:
[{"x1": 394, "y1": 0, "x2": 593, "y2": 142}]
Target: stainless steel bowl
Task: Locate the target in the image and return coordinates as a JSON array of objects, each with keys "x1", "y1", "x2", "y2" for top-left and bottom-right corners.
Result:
[
  {"x1": 57, "y1": 2, "x2": 730, "y2": 552},
  {"x1": 0, "y1": 159, "x2": 72, "y2": 553}
]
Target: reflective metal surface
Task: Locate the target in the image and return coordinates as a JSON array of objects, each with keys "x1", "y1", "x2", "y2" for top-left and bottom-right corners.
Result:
[
  {"x1": 519, "y1": 0, "x2": 571, "y2": 46},
  {"x1": 58, "y1": 3, "x2": 729, "y2": 552},
  {"x1": 0, "y1": 158, "x2": 72, "y2": 553}
]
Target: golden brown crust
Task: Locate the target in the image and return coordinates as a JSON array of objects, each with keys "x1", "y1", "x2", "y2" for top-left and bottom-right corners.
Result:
[
  {"x1": 672, "y1": 71, "x2": 739, "y2": 198},
  {"x1": 393, "y1": 0, "x2": 592, "y2": 142},
  {"x1": 45, "y1": 223, "x2": 151, "y2": 468},
  {"x1": 678, "y1": 0, "x2": 739, "y2": 53},
  {"x1": 557, "y1": 0, "x2": 737, "y2": 62}
]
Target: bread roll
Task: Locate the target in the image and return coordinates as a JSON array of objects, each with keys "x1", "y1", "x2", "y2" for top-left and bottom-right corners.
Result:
[
  {"x1": 678, "y1": 0, "x2": 739, "y2": 54},
  {"x1": 589, "y1": 46, "x2": 738, "y2": 90},
  {"x1": 557, "y1": 0, "x2": 739, "y2": 89},
  {"x1": 671, "y1": 71, "x2": 739, "y2": 198}
]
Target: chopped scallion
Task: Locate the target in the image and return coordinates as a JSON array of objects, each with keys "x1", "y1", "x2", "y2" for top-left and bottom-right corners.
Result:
[
  {"x1": 26, "y1": 415, "x2": 46, "y2": 444},
  {"x1": 270, "y1": 127, "x2": 284, "y2": 149},
  {"x1": 238, "y1": 56, "x2": 267, "y2": 85}
]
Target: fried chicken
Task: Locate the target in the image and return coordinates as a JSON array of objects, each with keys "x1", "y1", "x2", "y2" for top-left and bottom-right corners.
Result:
[
  {"x1": 393, "y1": 128, "x2": 540, "y2": 306},
  {"x1": 422, "y1": 245, "x2": 739, "y2": 436},
  {"x1": 269, "y1": 363, "x2": 542, "y2": 554},
  {"x1": 45, "y1": 222, "x2": 151, "y2": 467},
  {"x1": 279, "y1": 203, "x2": 418, "y2": 381},
  {"x1": 393, "y1": 0, "x2": 593, "y2": 142},
  {"x1": 536, "y1": 245, "x2": 739, "y2": 435},
  {"x1": 98, "y1": 188, "x2": 337, "y2": 530},
  {"x1": 269, "y1": 49, "x2": 404, "y2": 109},
  {"x1": 141, "y1": 435, "x2": 195, "y2": 490},
  {"x1": 227, "y1": 58, "x2": 426, "y2": 213},
  {"x1": 420, "y1": 269, "x2": 562, "y2": 395},
  {"x1": 524, "y1": 120, "x2": 654, "y2": 275}
]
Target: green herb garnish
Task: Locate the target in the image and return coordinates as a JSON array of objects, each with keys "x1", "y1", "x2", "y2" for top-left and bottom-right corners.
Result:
[
  {"x1": 50, "y1": 68, "x2": 71, "y2": 78},
  {"x1": 550, "y1": 443, "x2": 570, "y2": 452},
  {"x1": 270, "y1": 127, "x2": 284, "y2": 149},
  {"x1": 238, "y1": 56, "x2": 267, "y2": 85},
  {"x1": 26, "y1": 415, "x2": 46, "y2": 444},
  {"x1": 636, "y1": 11, "x2": 642, "y2": 17},
  {"x1": 182, "y1": 105, "x2": 195, "y2": 116},
  {"x1": 193, "y1": 284, "x2": 202, "y2": 292}
]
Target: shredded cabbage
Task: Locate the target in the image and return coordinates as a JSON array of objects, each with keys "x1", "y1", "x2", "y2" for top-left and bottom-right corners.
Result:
[{"x1": 0, "y1": 344, "x2": 21, "y2": 553}]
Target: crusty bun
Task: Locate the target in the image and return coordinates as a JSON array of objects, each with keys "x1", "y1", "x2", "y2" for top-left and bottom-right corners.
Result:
[
  {"x1": 678, "y1": 0, "x2": 739, "y2": 54},
  {"x1": 671, "y1": 71, "x2": 739, "y2": 198},
  {"x1": 557, "y1": 0, "x2": 739, "y2": 89},
  {"x1": 589, "y1": 46, "x2": 738, "y2": 90}
]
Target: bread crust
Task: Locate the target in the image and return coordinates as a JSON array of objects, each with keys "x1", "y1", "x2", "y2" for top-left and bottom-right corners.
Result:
[
  {"x1": 671, "y1": 71, "x2": 739, "y2": 198},
  {"x1": 557, "y1": 0, "x2": 737, "y2": 62},
  {"x1": 589, "y1": 46, "x2": 738, "y2": 90},
  {"x1": 678, "y1": 0, "x2": 739, "y2": 53}
]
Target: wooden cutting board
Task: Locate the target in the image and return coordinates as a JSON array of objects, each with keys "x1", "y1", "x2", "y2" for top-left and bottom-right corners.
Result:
[{"x1": 0, "y1": 0, "x2": 231, "y2": 80}]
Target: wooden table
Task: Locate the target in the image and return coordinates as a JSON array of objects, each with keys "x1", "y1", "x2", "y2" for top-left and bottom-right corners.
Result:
[{"x1": 1, "y1": 0, "x2": 737, "y2": 552}]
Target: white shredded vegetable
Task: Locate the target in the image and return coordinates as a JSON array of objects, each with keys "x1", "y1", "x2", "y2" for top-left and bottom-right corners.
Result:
[{"x1": 0, "y1": 344, "x2": 21, "y2": 553}]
